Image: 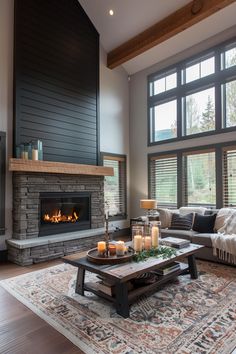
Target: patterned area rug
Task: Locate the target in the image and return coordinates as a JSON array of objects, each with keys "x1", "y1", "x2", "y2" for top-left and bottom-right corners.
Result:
[{"x1": 1, "y1": 261, "x2": 236, "y2": 354}]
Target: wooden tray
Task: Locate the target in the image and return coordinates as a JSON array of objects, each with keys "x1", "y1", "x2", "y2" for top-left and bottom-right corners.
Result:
[{"x1": 87, "y1": 248, "x2": 134, "y2": 265}]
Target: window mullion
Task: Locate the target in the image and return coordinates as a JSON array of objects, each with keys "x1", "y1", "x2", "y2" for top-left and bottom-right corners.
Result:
[
  {"x1": 215, "y1": 48, "x2": 222, "y2": 132},
  {"x1": 215, "y1": 146, "x2": 223, "y2": 208},
  {"x1": 177, "y1": 152, "x2": 183, "y2": 208},
  {"x1": 177, "y1": 65, "x2": 182, "y2": 139}
]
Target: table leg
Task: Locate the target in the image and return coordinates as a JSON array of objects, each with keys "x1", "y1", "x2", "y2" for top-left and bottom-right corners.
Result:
[
  {"x1": 188, "y1": 254, "x2": 198, "y2": 279},
  {"x1": 75, "y1": 267, "x2": 85, "y2": 295},
  {"x1": 115, "y1": 282, "x2": 129, "y2": 318}
]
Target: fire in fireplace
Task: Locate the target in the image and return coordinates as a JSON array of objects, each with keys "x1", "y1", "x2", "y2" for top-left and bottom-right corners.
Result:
[
  {"x1": 39, "y1": 192, "x2": 91, "y2": 236},
  {"x1": 43, "y1": 209, "x2": 79, "y2": 223}
]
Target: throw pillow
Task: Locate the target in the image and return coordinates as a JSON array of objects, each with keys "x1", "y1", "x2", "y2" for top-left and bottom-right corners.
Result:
[
  {"x1": 157, "y1": 208, "x2": 174, "y2": 229},
  {"x1": 169, "y1": 213, "x2": 193, "y2": 231},
  {"x1": 193, "y1": 213, "x2": 217, "y2": 233},
  {"x1": 179, "y1": 206, "x2": 207, "y2": 216}
]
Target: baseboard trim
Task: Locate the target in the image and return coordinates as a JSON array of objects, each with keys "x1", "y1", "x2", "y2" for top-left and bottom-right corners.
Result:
[{"x1": 0, "y1": 250, "x2": 8, "y2": 262}]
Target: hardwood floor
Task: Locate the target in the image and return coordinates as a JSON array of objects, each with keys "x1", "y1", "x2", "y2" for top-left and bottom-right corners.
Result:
[{"x1": 0, "y1": 260, "x2": 84, "y2": 354}]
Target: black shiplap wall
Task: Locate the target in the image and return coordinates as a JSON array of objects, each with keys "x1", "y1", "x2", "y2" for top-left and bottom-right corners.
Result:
[{"x1": 14, "y1": 0, "x2": 99, "y2": 165}]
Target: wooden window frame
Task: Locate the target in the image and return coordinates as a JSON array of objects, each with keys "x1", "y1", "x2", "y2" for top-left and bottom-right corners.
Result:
[
  {"x1": 148, "y1": 37, "x2": 236, "y2": 146},
  {"x1": 148, "y1": 141, "x2": 236, "y2": 209}
]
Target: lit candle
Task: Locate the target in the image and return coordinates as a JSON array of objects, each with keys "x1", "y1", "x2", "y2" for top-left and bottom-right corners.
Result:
[
  {"x1": 116, "y1": 241, "x2": 125, "y2": 256},
  {"x1": 97, "y1": 241, "x2": 106, "y2": 256},
  {"x1": 133, "y1": 235, "x2": 143, "y2": 252},
  {"x1": 109, "y1": 244, "x2": 116, "y2": 256},
  {"x1": 151, "y1": 226, "x2": 159, "y2": 248},
  {"x1": 144, "y1": 236, "x2": 152, "y2": 250},
  {"x1": 32, "y1": 148, "x2": 38, "y2": 161}
]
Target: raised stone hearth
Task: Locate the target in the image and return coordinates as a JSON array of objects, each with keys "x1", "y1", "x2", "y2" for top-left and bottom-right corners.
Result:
[{"x1": 8, "y1": 172, "x2": 105, "y2": 265}]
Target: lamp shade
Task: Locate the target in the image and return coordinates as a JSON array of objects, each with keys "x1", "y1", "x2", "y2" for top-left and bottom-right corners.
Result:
[{"x1": 140, "y1": 199, "x2": 157, "y2": 209}]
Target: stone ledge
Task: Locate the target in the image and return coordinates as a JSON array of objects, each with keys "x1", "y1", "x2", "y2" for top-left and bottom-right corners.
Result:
[{"x1": 7, "y1": 228, "x2": 107, "y2": 249}]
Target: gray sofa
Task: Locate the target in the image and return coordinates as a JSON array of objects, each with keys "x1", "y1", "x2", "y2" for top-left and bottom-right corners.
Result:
[{"x1": 158, "y1": 207, "x2": 236, "y2": 266}]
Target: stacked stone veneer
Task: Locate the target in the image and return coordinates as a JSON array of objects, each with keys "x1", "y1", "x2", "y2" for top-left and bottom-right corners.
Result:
[{"x1": 8, "y1": 172, "x2": 105, "y2": 265}]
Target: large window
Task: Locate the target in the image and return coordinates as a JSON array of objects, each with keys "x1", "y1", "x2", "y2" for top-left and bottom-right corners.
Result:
[
  {"x1": 148, "y1": 38, "x2": 236, "y2": 145},
  {"x1": 149, "y1": 143, "x2": 236, "y2": 209},
  {"x1": 103, "y1": 154, "x2": 127, "y2": 220},
  {"x1": 0, "y1": 132, "x2": 6, "y2": 235}
]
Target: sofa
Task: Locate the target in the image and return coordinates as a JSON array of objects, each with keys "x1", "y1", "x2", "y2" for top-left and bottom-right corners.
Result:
[{"x1": 158, "y1": 206, "x2": 236, "y2": 266}]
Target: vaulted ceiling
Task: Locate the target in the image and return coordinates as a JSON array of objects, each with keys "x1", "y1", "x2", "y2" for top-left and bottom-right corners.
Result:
[{"x1": 79, "y1": 0, "x2": 236, "y2": 74}]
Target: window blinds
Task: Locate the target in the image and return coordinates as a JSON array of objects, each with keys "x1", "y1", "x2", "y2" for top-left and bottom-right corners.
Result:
[
  {"x1": 223, "y1": 147, "x2": 236, "y2": 207},
  {"x1": 183, "y1": 150, "x2": 216, "y2": 207},
  {"x1": 150, "y1": 155, "x2": 177, "y2": 208},
  {"x1": 104, "y1": 157, "x2": 126, "y2": 217}
]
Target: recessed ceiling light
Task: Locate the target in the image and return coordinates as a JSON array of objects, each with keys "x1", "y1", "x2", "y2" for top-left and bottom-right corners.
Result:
[{"x1": 109, "y1": 9, "x2": 114, "y2": 16}]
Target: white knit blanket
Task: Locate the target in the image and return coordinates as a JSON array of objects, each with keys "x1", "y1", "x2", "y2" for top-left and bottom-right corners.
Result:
[{"x1": 211, "y1": 233, "x2": 236, "y2": 264}]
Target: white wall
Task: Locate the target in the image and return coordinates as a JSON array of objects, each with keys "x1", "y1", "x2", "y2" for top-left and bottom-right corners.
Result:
[
  {"x1": 100, "y1": 46, "x2": 130, "y2": 229},
  {"x1": 0, "y1": 0, "x2": 14, "y2": 250},
  {"x1": 129, "y1": 26, "x2": 236, "y2": 218}
]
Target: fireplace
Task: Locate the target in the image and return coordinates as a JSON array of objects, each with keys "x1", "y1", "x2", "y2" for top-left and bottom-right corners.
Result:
[{"x1": 39, "y1": 192, "x2": 91, "y2": 236}]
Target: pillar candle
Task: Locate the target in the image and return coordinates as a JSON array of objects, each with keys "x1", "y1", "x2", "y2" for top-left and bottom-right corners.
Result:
[
  {"x1": 133, "y1": 235, "x2": 143, "y2": 252},
  {"x1": 32, "y1": 149, "x2": 38, "y2": 161},
  {"x1": 151, "y1": 226, "x2": 159, "y2": 248},
  {"x1": 116, "y1": 241, "x2": 125, "y2": 256},
  {"x1": 97, "y1": 241, "x2": 106, "y2": 255},
  {"x1": 144, "y1": 236, "x2": 152, "y2": 250}
]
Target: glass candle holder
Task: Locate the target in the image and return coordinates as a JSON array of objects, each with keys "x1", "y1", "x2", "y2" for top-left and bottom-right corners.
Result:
[
  {"x1": 28, "y1": 142, "x2": 32, "y2": 160},
  {"x1": 108, "y1": 243, "x2": 116, "y2": 256},
  {"x1": 20, "y1": 144, "x2": 25, "y2": 159},
  {"x1": 132, "y1": 225, "x2": 143, "y2": 252},
  {"x1": 150, "y1": 221, "x2": 161, "y2": 248},
  {"x1": 38, "y1": 140, "x2": 43, "y2": 160},
  {"x1": 22, "y1": 144, "x2": 29, "y2": 160},
  {"x1": 16, "y1": 145, "x2": 21, "y2": 159}
]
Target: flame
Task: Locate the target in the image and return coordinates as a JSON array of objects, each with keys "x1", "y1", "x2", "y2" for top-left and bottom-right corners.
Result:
[{"x1": 43, "y1": 209, "x2": 79, "y2": 224}]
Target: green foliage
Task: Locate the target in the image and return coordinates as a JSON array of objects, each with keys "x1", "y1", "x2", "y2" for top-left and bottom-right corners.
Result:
[
  {"x1": 133, "y1": 246, "x2": 177, "y2": 262},
  {"x1": 201, "y1": 96, "x2": 215, "y2": 130}
]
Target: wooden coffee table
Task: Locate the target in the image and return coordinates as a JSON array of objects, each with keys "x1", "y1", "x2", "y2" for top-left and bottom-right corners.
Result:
[{"x1": 63, "y1": 243, "x2": 204, "y2": 318}]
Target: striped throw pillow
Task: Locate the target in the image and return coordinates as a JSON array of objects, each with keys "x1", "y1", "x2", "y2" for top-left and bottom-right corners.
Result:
[{"x1": 169, "y1": 213, "x2": 193, "y2": 230}]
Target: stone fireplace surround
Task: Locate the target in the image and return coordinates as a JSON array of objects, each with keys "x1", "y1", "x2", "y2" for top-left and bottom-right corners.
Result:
[{"x1": 7, "y1": 168, "x2": 107, "y2": 265}]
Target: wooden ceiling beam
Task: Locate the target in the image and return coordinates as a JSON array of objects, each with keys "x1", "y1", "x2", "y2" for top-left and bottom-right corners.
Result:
[{"x1": 107, "y1": 0, "x2": 236, "y2": 69}]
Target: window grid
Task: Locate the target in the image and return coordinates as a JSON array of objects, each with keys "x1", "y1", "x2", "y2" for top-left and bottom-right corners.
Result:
[
  {"x1": 149, "y1": 143, "x2": 236, "y2": 209},
  {"x1": 148, "y1": 38, "x2": 236, "y2": 145}
]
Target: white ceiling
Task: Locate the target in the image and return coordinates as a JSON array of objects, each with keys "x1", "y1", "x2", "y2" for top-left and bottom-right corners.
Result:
[{"x1": 79, "y1": 0, "x2": 236, "y2": 75}]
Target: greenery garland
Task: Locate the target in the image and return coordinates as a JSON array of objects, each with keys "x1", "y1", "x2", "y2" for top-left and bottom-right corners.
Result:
[{"x1": 133, "y1": 246, "x2": 177, "y2": 262}]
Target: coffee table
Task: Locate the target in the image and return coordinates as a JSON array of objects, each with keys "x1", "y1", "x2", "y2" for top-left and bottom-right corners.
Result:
[{"x1": 63, "y1": 243, "x2": 204, "y2": 318}]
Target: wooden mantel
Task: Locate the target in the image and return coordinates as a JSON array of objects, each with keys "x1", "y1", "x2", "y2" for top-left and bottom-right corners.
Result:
[{"x1": 9, "y1": 158, "x2": 114, "y2": 176}]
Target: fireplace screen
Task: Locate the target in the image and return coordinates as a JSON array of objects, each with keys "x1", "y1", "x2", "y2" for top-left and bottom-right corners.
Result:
[{"x1": 39, "y1": 192, "x2": 91, "y2": 236}]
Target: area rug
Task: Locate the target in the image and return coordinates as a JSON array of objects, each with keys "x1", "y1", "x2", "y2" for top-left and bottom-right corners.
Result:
[{"x1": 1, "y1": 261, "x2": 236, "y2": 354}]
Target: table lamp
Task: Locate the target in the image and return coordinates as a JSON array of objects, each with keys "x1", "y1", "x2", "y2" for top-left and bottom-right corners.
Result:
[{"x1": 140, "y1": 199, "x2": 157, "y2": 221}]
